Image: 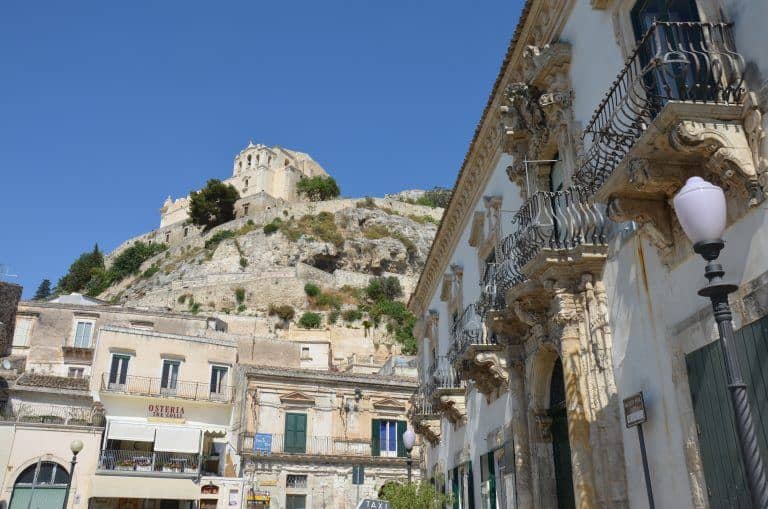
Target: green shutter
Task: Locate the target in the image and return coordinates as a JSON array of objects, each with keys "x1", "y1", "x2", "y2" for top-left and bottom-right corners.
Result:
[
  {"x1": 285, "y1": 413, "x2": 307, "y2": 453},
  {"x1": 371, "y1": 419, "x2": 380, "y2": 456},
  {"x1": 452, "y1": 467, "x2": 460, "y2": 509},
  {"x1": 487, "y1": 453, "x2": 497, "y2": 509},
  {"x1": 396, "y1": 420, "x2": 407, "y2": 457},
  {"x1": 467, "y1": 462, "x2": 475, "y2": 509}
]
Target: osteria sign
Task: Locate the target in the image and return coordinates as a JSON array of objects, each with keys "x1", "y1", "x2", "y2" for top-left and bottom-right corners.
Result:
[{"x1": 148, "y1": 404, "x2": 185, "y2": 419}]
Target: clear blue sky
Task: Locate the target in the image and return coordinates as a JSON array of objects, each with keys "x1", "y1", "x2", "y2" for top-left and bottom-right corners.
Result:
[{"x1": 0, "y1": 1, "x2": 522, "y2": 298}]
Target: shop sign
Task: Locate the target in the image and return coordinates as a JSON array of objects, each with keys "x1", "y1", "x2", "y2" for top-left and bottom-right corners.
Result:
[
  {"x1": 148, "y1": 404, "x2": 184, "y2": 419},
  {"x1": 623, "y1": 392, "x2": 647, "y2": 428},
  {"x1": 259, "y1": 479, "x2": 277, "y2": 487}
]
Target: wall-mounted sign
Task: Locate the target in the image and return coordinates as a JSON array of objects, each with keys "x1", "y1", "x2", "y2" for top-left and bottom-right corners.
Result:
[
  {"x1": 253, "y1": 433, "x2": 272, "y2": 454},
  {"x1": 258, "y1": 479, "x2": 277, "y2": 487},
  {"x1": 148, "y1": 404, "x2": 184, "y2": 419},
  {"x1": 201, "y1": 484, "x2": 220, "y2": 494},
  {"x1": 357, "y1": 500, "x2": 391, "y2": 509},
  {"x1": 623, "y1": 392, "x2": 647, "y2": 428}
]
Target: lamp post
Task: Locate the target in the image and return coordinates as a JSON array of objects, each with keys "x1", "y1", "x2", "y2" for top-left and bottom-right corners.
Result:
[
  {"x1": 403, "y1": 428, "x2": 416, "y2": 483},
  {"x1": 61, "y1": 439, "x2": 83, "y2": 509},
  {"x1": 673, "y1": 176, "x2": 768, "y2": 508}
]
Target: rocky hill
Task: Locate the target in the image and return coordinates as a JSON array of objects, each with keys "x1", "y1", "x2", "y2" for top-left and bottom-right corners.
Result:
[{"x1": 96, "y1": 196, "x2": 442, "y2": 351}]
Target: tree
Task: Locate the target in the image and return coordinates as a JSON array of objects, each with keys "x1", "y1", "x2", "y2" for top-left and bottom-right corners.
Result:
[
  {"x1": 57, "y1": 244, "x2": 105, "y2": 294},
  {"x1": 296, "y1": 176, "x2": 340, "y2": 202},
  {"x1": 365, "y1": 276, "x2": 403, "y2": 302},
  {"x1": 298, "y1": 312, "x2": 322, "y2": 329},
  {"x1": 188, "y1": 179, "x2": 240, "y2": 230},
  {"x1": 380, "y1": 481, "x2": 452, "y2": 509},
  {"x1": 33, "y1": 279, "x2": 53, "y2": 300}
]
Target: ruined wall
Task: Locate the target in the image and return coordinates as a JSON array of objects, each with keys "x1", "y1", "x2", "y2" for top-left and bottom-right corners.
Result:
[{"x1": 0, "y1": 282, "x2": 22, "y2": 356}]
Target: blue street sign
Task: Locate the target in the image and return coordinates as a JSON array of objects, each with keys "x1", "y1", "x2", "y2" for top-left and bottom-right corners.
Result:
[
  {"x1": 352, "y1": 465, "x2": 365, "y2": 485},
  {"x1": 253, "y1": 433, "x2": 272, "y2": 454}
]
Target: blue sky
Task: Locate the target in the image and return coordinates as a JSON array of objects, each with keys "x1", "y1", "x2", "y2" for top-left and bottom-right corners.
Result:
[{"x1": 0, "y1": 1, "x2": 522, "y2": 298}]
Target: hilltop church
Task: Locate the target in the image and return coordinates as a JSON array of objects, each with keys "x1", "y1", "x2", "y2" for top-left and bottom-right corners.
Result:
[{"x1": 159, "y1": 141, "x2": 329, "y2": 227}]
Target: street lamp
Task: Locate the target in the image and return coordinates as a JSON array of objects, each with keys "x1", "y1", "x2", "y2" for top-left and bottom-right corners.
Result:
[
  {"x1": 402, "y1": 428, "x2": 416, "y2": 483},
  {"x1": 673, "y1": 176, "x2": 768, "y2": 507},
  {"x1": 61, "y1": 439, "x2": 83, "y2": 509}
]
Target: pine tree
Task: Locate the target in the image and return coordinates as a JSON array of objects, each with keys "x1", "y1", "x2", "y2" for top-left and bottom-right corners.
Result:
[{"x1": 33, "y1": 279, "x2": 53, "y2": 300}]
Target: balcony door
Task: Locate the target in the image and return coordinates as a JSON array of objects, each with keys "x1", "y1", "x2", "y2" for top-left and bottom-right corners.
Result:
[
  {"x1": 161, "y1": 359, "x2": 180, "y2": 394},
  {"x1": 550, "y1": 358, "x2": 575, "y2": 509},
  {"x1": 108, "y1": 354, "x2": 130, "y2": 389},
  {"x1": 284, "y1": 413, "x2": 307, "y2": 453},
  {"x1": 631, "y1": 0, "x2": 703, "y2": 107}
]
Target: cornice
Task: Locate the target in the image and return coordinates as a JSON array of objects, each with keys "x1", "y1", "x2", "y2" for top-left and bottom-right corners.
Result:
[{"x1": 408, "y1": 0, "x2": 575, "y2": 316}]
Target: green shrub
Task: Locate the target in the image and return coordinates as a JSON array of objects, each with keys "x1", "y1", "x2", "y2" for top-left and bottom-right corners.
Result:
[
  {"x1": 304, "y1": 283, "x2": 320, "y2": 298},
  {"x1": 234, "y1": 287, "x2": 246, "y2": 304},
  {"x1": 188, "y1": 179, "x2": 240, "y2": 230},
  {"x1": 315, "y1": 292, "x2": 342, "y2": 310},
  {"x1": 342, "y1": 309, "x2": 363, "y2": 322},
  {"x1": 268, "y1": 304, "x2": 295, "y2": 321},
  {"x1": 239, "y1": 257, "x2": 248, "y2": 268},
  {"x1": 365, "y1": 276, "x2": 403, "y2": 302},
  {"x1": 237, "y1": 304, "x2": 246, "y2": 313},
  {"x1": 296, "y1": 176, "x2": 340, "y2": 201},
  {"x1": 328, "y1": 310, "x2": 340, "y2": 324},
  {"x1": 356, "y1": 196, "x2": 377, "y2": 209},
  {"x1": 142, "y1": 265, "x2": 160, "y2": 278},
  {"x1": 393, "y1": 232, "x2": 418, "y2": 259},
  {"x1": 298, "y1": 312, "x2": 322, "y2": 329},
  {"x1": 263, "y1": 220, "x2": 281, "y2": 235},
  {"x1": 380, "y1": 481, "x2": 453, "y2": 509},
  {"x1": 204, "y1": 230, "x2": 235, "y2": 250},
  {"x1": 362, "y1": 224, "x2": 389, "y2": 240},
  {"x1": 189, "y1": 302, "x2": 201, "y2": 314},
  {"x1": 177, "y1": 294, "x2": 187, "y2": 304},
  {"x1": 57, "y1": 244, "x2": 104, "y2": 294}
]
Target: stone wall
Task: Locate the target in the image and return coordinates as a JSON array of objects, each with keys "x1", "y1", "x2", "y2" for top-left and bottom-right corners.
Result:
[{"x1": 0, "y1": 282, "x2": 22, "y2": 356}]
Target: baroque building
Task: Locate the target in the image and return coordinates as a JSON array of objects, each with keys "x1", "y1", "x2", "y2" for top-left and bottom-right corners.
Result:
[
  {"x1": 160, "y1": 142, "x2": 329, "y2": 228},
  {"x1": 408, "y1": 0, "x2": 768, "y2": 508}
]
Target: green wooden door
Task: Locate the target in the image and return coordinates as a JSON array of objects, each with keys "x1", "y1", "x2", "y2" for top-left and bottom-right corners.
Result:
[
  {"x1": 9, "y1": 487, "x2": 66, "y2": 509},
  {"x1": 452, "y1": 467, "x2": 460, "y2": 509},
  {"x1": 550, "y1": 359, "x2": 575, "y2": 509},
  {"x1": 286, "y1": 494, "x2": 306, "y2": 509},
  {"x1": 686, "y1": 314, "x2": 768, "y2": 508},
  {"x1": 284, "y1": 413, "x2": 307, "y2": 453}
]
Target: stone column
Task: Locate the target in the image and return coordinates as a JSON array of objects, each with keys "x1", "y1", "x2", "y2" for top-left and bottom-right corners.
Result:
[
  {"x1": 508, "y1": 358, "x2": 534, "y2": 509},
  {"x1": 553, "y1": 285, "x2": 598, "y2": 509}
]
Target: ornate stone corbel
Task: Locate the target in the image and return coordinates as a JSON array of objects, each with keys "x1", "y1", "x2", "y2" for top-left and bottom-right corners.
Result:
[
  {"x1": 669, "y1": 119, "x2": 762, "y2": 205},
  {"x1": 607, "y1": 195, "x2": 674, "y2": 249}
]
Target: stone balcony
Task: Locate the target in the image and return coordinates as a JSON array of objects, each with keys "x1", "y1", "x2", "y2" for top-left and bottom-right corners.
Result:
[
  {"x1": 427, "y1": 356, "x2": 466, "y2": 426},
  {"x1": 575, "y1": 21, "x2": 762, "y2": 250},
  {"x1": 408, "y1": 392, "x2": 441, "y2": 445},
  {"x1": 447, "y1": 304, "x2": 508, "y2": 397}
]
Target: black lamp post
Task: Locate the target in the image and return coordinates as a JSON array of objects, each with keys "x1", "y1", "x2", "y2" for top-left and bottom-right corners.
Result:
[
  {"x1": 674, "y1": 177, "x2": 768, "y2": 508},
  {"x1": 403, "y1": 428, "x2": 416, "y2": 483},
  {"x1": 61, "y1": 439, "x2": 83, "y2": 509}
]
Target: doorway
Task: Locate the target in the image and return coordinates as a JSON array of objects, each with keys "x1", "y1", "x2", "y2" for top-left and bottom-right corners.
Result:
[{"x1": 549, "y1": 358, "x2": 575, "y2": 509}]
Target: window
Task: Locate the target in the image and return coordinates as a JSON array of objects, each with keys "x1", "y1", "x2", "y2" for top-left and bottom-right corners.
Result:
[
  {"x1": 11, "y1": 460, "x2": 69, "y2": 507},
  {"x1": 210, "y1": 365, "x2": 228, "y2": 395},
  {"x1": 68, "y1": 367, "x2": 85, "y2": 379},
  {"x1": 184, "y1": 227, "x2": 189, "y2": 237},
  {"x1": 72, "y1": 320, "x2": 94, "y2": 348},
  {"x1": 165, "y1": 232, "x2": 170, "y2": 243},
  {"x1": 480, "y1": 451, "x2": 499, "y2": 509},
  {"x1": 372, "y1": 419, "x2": 406, "y2": 457},
  {"x1": 243, "y1": 203, "x2": 250, "y2": 215},
  {"x1": 161, "y1": 359, "x2": 180, "y2": 392},
  {"x1": 284, "y1": 413, "x2": 307, "y2": 453},
  {"x1": 286, "y1": 474, "x2": 307, "y2": 489},
  {"x1": 12, "y1": 318, "x2": 32, "y2": 347},
  {"x1": 300, "y1": 346, "x2": 311, "y2": 359},
  {"x1": 244, "y1": 178, "x2": 249, "y2": 187},
  {"x1": 285, "y1": 495, "x2": 306, "y2": 509},
  {"x1": 108, "y1": 354, "x2": 130, "y2": 387},
  {"x1": 247, "y1": 154, "x2": 252, "y2": 166}
]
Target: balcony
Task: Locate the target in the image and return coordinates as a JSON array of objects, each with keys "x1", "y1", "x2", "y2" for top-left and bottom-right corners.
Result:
[
  {"x1": 427, "y1": 356, "x2": 466, "y2": 425},
  {"x1": 239, "y1": 433, "x2": 405, "y2": 465},
  {"x1": 575, "y1": 21, "x2": 759, "y2": 247},
  {"x1": 100, "y1": 374, "x2": 232, "y2": 403},
  {"x1": 408, "y1": 392, "x2": 441, "y2": 445},
  {"x1": 1, "y1": 403, "x2": 101, "y2": 427},
  {"x1": 495, "y1": 186, "x2": 608, "y2": 297},
  {"x1": 97, "y1": 449, "x2": 199, "y2": 477},
  {"x1": 447, "y1": 304, "x2": 508, "y2": 397}
]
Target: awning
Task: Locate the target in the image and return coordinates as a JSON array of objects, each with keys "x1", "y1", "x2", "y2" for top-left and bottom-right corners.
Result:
[
  {"x1": 155, "y1": 426, "x2": 201, "y2": 453},
  {"x1": 91, "y1": 476, "x2": 198, "y2": 499},
  {"x1": 107, "y1": 421, "x2": 156, "y2": 442}
]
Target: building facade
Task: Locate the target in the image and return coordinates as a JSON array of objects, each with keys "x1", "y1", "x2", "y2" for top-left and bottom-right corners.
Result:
[
  {"x1": 237, "y1": 366, "x2": 418, "y2": 509},
  {"x1": 160, "y1": 142, "x2": 329, "y2": 228},
  {"x1": 408, "y1": 0, "x2": 768, "y2": 508}
]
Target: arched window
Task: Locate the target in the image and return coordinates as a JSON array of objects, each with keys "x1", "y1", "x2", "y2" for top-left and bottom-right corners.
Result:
[
  {"x1": 247, "y1": 155, "x2": 252, "y2": 166},
  {"x1": 10, "y1": 460, "x2": 70, "y2": 509}
]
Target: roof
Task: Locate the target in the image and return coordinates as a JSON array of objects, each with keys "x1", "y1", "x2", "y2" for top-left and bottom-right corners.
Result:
[
  {"x1": 14, "y1": 373, "x2": 90, "y2": 393},
  {"x1": 242, "y1": 365, "x2": 418, "y2": 389},
  {"x1": 48, "y1": 293, "x2": 107, "y2": 306}
]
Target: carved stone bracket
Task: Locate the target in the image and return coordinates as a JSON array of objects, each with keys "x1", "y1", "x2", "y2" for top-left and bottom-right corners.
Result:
[
  {"x1": 607, "y1": 196, "x2": 674, "y2": 249},
  {"x1": 414, "y1": 418, "x2": 441, "y2": 446},
  {"x1": 456, "y1": 345, "x2": 510, "y2": 397},
  {"x1": 435, "y1": 389, "x2": 467, "y2": 426}
]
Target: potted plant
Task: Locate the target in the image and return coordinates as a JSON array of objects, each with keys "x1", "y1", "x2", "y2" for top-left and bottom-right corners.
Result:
[
  {"x1": 116, "y1": 458, "x2": 135, "y2": 471},
  {"x1": 162, "y1": 461, "x2": 182, "y2": 473},
  {"x1": 134, "y1": 456, "x2": 152, "y2": 472}
]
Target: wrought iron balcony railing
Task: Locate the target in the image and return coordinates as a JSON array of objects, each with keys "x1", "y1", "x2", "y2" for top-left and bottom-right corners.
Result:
[
  {"x1": 496, "y1": 186, "x2": 607, "y2": 290},
  {"x1": 100, "y1": 374, "x2": 232, "y2": 403},
  {"x1": 97, "y1": 449, "x2": 200, "y2": 475},
  {"x1": 576, "y1": 21, "x2": 746, "y2": 190},
  {"x1": 433, "y1": 355, "x2": 463, "y2": 390},
  {"x1": 410, "y1": 392, "x2": 437, "y2": 419},
  {"x1": 478, "y1": 262, "x2": 505, "y2": 316},
  {"x1": 448, "y1": 304, "x2": 496, "y2": 364},
  {"x1": 240, "y1": 434, "x2": 372, "y2": 456}
]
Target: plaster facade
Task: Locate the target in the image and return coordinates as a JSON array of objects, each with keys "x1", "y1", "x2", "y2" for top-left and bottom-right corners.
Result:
[{"x1": 409, "y1": 0, "x2": 768, "y2": 508}]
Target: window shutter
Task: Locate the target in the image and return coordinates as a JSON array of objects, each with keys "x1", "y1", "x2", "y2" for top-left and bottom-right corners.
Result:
[
  {"x1": 396, "y1": 420, "x2": 407, "y2": 457},
  {"x1": 371, "y1": 419, "x2": 380, "y2": 456},
  {"x1": 119, "y1": 356, "x2": 129, "y2": 384},
  {"x1": 467, "y1": 462, "x2": 475, "y2": 509},
  {"x1": 296, "y1": 414, "x2": 307, "y2": 453},
  {"x1": 285, "y1": 414, "x2": 295, "y2": 452},
  {"x1": 487, "y1": 453, "x2": 496, "y2": 509},
  {"x1": 109, "y1": 356, "x2": 120, "y2": 384},
  {"x1": 452, "y1": 467, "x2": 460, "y2": 509}
]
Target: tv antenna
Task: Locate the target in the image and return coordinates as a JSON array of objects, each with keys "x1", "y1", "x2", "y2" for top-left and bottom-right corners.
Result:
[{"x1": 0, "y1": 264, "x2": 18, "y2": 282}]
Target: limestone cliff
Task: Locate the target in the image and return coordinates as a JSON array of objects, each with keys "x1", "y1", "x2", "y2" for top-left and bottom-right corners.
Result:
[{"x1": 99, "y1": 196, "x2": 441, "y2": 331}]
